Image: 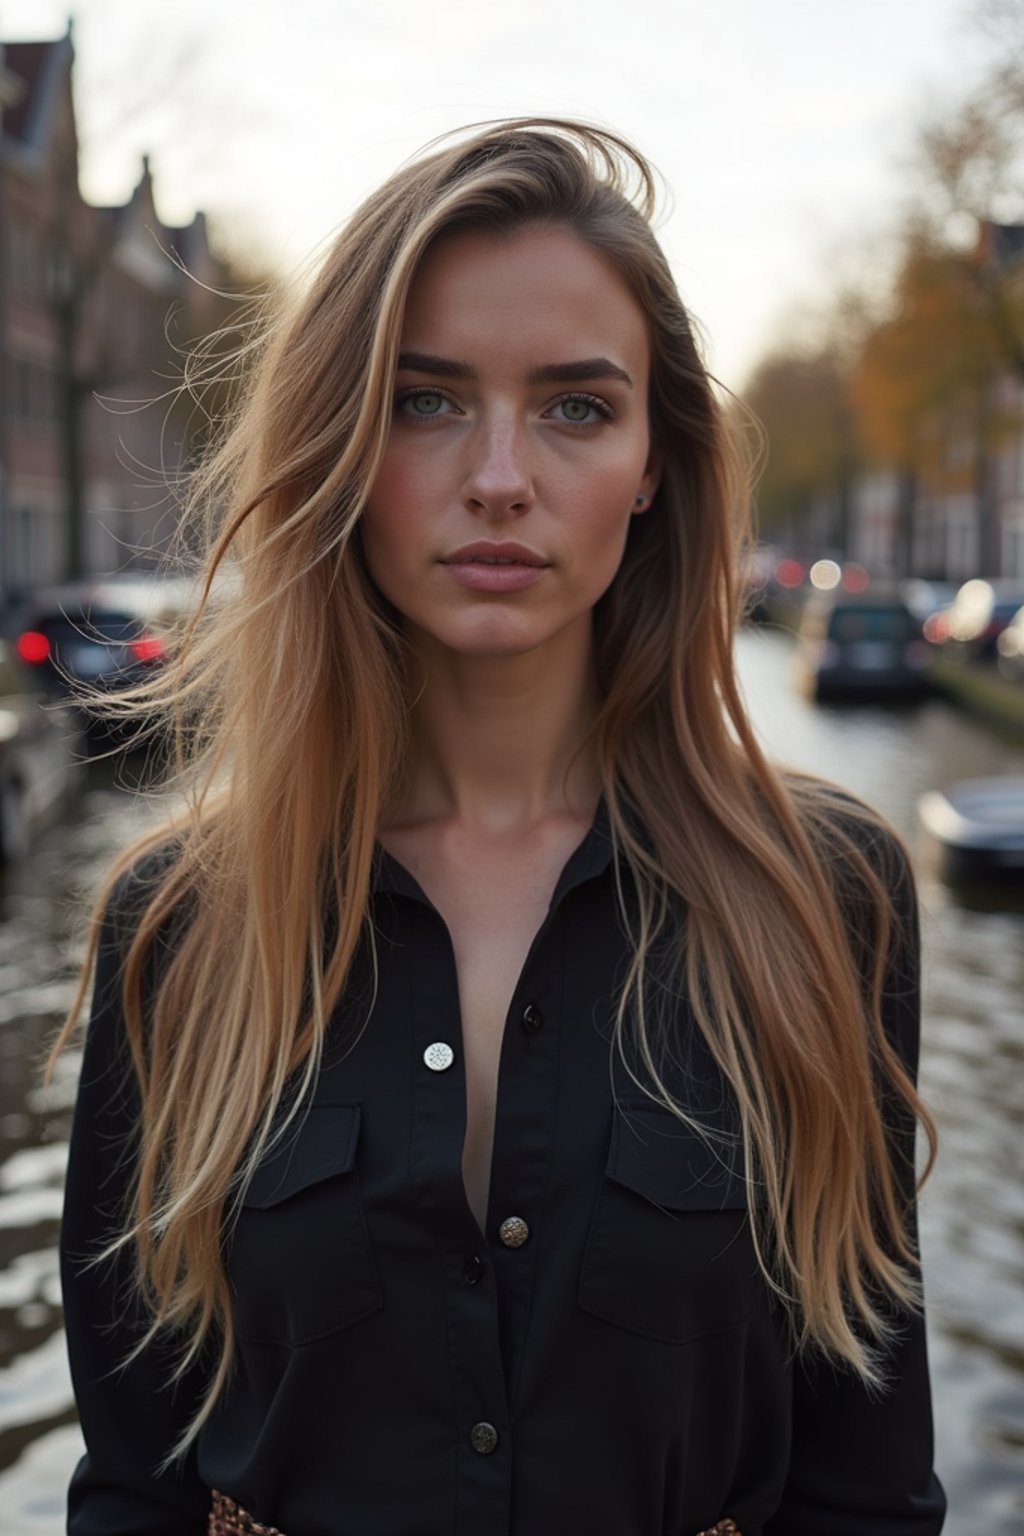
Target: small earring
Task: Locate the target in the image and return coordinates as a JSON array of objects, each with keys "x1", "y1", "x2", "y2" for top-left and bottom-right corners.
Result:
[{"x1": 634, "y1": 494, "x2": 647, "y2": 508}]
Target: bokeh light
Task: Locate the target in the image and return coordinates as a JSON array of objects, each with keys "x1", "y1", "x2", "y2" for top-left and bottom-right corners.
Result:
[
  {"x1": 841, "y1": 563, "x2": 870, "y2": 593},
  {"x1": 809, "y1": 559, "x2": 841, "y2": 591}
]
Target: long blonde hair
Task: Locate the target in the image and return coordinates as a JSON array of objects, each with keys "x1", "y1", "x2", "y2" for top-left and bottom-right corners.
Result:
[{"x1": 51, "y1": 118, "x2": 936, "y2": 1457}]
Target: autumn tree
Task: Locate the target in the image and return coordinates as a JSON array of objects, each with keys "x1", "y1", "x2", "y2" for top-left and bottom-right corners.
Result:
[
  {"x1": 42, "y1": 22, "x2": 270, "y2": 578},
  {"x1": 904, "y1": 0, "x2": 1024, "y2": 377},
  {"x1": 744, "y1": 1, "x2": 1024, "y2": 568},
  {"x1": 742, "y1": 332, "x2": 862, "y2": 554},
  {"x1": 853, "y1": 233, "x2": 1001, "y2": 457},
  {"x1": 846, "y1": 0, "x2": 1024, "y2": 573}
]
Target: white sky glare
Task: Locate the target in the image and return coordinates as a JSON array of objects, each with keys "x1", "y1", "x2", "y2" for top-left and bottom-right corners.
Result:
[{"x1": 0, "y1": 0, "x2": 993, "y2": 388}]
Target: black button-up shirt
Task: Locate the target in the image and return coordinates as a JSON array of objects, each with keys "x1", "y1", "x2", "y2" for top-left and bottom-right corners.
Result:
[{"x1": 61, "y1": 797, "x2": 947, "y2": 1534}]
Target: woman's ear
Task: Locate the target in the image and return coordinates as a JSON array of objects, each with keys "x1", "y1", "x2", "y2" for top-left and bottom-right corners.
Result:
[{"x1": 633, "y1": 451, "x2": 663, "y2": 513}]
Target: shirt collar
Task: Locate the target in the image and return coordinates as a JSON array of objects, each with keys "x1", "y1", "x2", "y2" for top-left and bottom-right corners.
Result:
[{"x1": 371, "y1": 793, "x2": 616, "y2": 911}]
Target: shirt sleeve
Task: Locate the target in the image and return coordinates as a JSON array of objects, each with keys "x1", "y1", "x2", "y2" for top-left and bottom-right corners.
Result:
[
  {"x1": 765, "y1": 826, "x2": 947, "y2": 1535},
  {"x1": 60, "y1": 873, "x2": 211, "y2": 1535}
]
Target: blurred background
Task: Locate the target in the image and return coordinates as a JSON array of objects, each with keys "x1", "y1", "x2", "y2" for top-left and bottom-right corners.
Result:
[{"x1": 0, "y1": 1, "x2": 1022, "y2": 1531}]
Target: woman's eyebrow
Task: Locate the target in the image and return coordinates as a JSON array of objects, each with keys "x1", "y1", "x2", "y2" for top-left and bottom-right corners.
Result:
[
  {"x1": 397, "y1": 351, "x2": 473, "y2": 379},
  {"x1": 529, "y1": 358, "x2": 633, "y2": 388},
  {"x1": 396, "y1": 351, "x2": 633, "y2": 388}
]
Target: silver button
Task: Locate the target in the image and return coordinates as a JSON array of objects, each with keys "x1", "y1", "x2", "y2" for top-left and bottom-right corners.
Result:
[
  {"x1": 498, "y1": 1215, "x2": 529, "y2": 1248},
  {"x1": 469, "y1": 1421, "x2": 499, "y2": 1454},
  {"x1": 423, "y1": 1041, "x2": 454, "y2": 1071}
]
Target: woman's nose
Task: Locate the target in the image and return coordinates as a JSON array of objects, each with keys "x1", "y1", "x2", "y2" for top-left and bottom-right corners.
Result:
[{"x1": 461, "y1": 418, "x2": 533, "y2": 516}]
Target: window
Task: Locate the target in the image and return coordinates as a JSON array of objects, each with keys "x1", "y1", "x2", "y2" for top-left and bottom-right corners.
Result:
[
  {"x1": 945, "y1": 498, "x2": 980, "y2": 579},
  {"x1": 827, "y1": 607, "x2": 916, "y2": 643},
  {"x1": 6, "y1": 356, "x2": 60, "y2": 427}
]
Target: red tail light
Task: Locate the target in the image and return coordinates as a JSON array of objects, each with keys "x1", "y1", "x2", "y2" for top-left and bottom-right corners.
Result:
[
  {"x1": 775, "y1": 558, "x2": 805, "y2": 589},
  {"x1": 129, "y1": 634, "x2": 165, "y2": 663},
  {"x1": 16, "y1": 631, "x2": 50, "y2": 664},
  {"x1": 841, "y1": 563, "x2": 870, "y2": 593}
]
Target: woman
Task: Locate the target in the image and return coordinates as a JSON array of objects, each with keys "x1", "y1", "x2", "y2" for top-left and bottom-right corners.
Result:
[{"x1": 55, "y1": 119, "x2": 947, "y2": 1535}]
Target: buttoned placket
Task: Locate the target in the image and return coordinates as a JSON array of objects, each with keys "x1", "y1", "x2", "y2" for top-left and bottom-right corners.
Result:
[{"x1": 371, "y1": 807, "x2": 615, "y2": 1536}]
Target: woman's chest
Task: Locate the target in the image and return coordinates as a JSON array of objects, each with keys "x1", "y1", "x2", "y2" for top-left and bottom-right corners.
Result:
[
  {"x1": 227, "y1": 880, "x2": 760, "y2": 1361},
  {"x1": 418, "y1": 867, "x2": 570, "y2": 1231},
  {"x1": 376, "y1": 824, "x2": 594, "y2": 1228}
]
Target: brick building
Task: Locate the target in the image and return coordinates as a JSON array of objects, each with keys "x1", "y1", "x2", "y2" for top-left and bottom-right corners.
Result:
[{"x1": 0, "y1": 23, "x2": 228, "y2": 600}]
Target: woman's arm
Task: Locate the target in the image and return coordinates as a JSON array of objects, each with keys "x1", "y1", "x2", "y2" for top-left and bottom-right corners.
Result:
[
  {"x1": 60, "y1": 871, "x2": 210, "y2": 1535},
  {"x1": 766, "y1": 826, "x2": 946, "y2": 1535}
]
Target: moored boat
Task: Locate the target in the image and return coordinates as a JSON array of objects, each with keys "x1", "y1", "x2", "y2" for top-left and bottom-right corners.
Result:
[{"x1": 918, "y1": 776, "x2": 1024, "y2": 884}]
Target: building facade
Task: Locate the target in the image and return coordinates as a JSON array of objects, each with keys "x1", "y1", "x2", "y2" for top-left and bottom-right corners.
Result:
[{"x1": 0, "y1": 24, "x2": 227, "y2": 600}]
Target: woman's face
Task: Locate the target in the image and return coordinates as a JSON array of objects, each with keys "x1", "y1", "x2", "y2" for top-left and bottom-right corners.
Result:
[{"x1": 361, "y1": 222, "x2": 660, "y2": 659}]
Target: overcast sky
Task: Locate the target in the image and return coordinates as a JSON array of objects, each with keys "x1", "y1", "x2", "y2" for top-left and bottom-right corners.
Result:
[{"x1": 0, "y1": 0, "x2": 999, "y2": 388}]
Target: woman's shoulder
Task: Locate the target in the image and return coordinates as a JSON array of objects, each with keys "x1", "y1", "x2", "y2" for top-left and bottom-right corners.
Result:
[
  {"x1": 95, "y1": 833, "x2": 192, "y2": 956},
  {"x1": 781, "y1": 771, "x2": 915, "y2": 898},
  {"x1": 780, "y1": 775, "x2": 924, "y2": 1076}
]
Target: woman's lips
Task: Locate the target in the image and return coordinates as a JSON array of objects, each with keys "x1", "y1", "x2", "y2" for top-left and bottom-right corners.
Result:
[{"x1": 442, "y1": 561, "x2": 548, "y2": 593}]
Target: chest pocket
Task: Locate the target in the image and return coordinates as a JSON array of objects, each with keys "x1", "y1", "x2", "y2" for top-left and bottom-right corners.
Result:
[
  {"x1": 227, "y1": 1101, "x2": 383, "y2": 1347},
  {"x1": 579, "y1": 1099, "x2": 761, "y2": 1345}
]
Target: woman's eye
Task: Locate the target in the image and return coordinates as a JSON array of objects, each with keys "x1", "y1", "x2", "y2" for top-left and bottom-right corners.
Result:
[
  {"x1": 397, "y1": 390, "x2": 452, "y2": 418},
  {"x1": 550, "y1": 394, "x2": 611, "y2": 426}
]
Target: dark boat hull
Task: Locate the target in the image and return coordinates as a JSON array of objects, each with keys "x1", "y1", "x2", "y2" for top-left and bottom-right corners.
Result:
[{"x1": 919, "y1": 779, "x2": 1024, "y2": 888}]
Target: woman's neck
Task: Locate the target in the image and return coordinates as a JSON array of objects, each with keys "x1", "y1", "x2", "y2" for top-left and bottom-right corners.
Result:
[{"x1": 386, "y1": 616, "x2": 603, "y2": 836}]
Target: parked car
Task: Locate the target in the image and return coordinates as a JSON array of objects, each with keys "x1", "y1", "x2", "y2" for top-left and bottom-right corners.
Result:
[
  {"x1": 933, "y1": 579, "x2": 1024, "y2": 663},
  {"x1": 0, "y1": 635, "x2": 84, "y2": 864},
  {"x1": 918, "y1": 776, "x2": 1024, "y2": 885},
  {"x1": 792, "y1": 589, "x2": 931, "y2": 701},
  {"x1": 12, "y1": 574, "x2": 192, "y2": 744},
  {"x1": 996, "y1": 603, "x2": 1024, "y2": 685}
]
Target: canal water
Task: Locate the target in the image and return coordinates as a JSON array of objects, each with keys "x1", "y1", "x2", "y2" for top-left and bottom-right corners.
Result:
[{"x1": 0, "y1": 626, "x2": 1021, "y2": 1533}]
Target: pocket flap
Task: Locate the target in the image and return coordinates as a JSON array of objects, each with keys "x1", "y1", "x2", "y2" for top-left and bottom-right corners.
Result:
[
  {"x1": 241, "y1": 1102, "x2": 361, "y2": 1209},
  {"x1": 607, "y1": 1101, "x2": 750, "y2": 1211}
]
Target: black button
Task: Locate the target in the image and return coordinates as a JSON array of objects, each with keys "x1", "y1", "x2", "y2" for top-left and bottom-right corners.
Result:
[
  {"x1": 463, "y1": 1255, "x2": 484, "y2": 1285},
  {"x1": 521, "y1": 1003, "x2": 543, "y2": 1034}
]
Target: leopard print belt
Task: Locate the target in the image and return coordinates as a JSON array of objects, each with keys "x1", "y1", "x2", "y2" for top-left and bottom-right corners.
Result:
[
  {"x1": 209, "y1": 1490, "x2": 283, "y2": 1536},
  {"x1": 208, "y1": 1488, "x2": 741, "y2": 1536}
]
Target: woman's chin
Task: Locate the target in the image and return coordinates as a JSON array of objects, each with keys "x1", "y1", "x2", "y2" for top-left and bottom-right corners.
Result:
[{"x1": 402, "y1": 614, "x2": 569, "y2": 661}]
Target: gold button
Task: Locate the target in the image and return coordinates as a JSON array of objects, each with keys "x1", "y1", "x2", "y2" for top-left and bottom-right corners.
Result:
[
  {"x1": 498, "y1": 1215, "x2": 529, "y2": 1248},
  {"x1": 469, "y1": 1421, "x2": 499, "y2": 1454}
]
